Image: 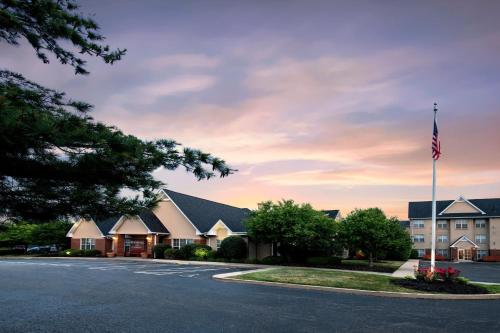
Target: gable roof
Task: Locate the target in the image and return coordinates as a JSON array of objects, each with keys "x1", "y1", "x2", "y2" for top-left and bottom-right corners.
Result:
[
  {"x1": 138, "y1": 210, "x2": 169, "y2": 234},
  {"x1": 408, "y1": 198, "x2": 500, "y2": 219},
  {"x1": 322, "y1": 210, "x2": 340, "y2": 219},
  {"x1": 450, "y1": 235, "x2": 479, "y2": 248},
  {"x1": 94, "y1": 215, "x2": 121, "y2": 235},
  {"x1": 162, "y1": 189, "x2": 249, "y2": 233}
]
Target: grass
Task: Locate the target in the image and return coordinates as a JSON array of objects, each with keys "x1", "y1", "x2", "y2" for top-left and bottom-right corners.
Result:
[
  {"x1": 236, "y1": 268, "x2": 419, "y2": 293},
  {"x1": 474, "y1": 283, "x2": 500, "y2": 294},
  {"x1": 235, "y1": 268, "x2": 500, "y2": 294}
]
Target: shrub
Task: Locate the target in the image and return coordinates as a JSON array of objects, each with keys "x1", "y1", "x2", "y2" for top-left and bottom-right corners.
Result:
[
  {"x1": 164, "y1": 248, "x2": 179, "y2": 259},
  {"x1": 60, "y1": 249, "x2": 82, "y2": 256},
  {"x1": 409, "y1": 249, "x2": 419, "y2": 259},
  {"x1": 260, "y1": 256, "x2": 286, "y2": 265},
  {"x1": 153, "y1": 244, "x2": 171, "y2": 259},
  {"x1": 59, "y1": 249, "x2": 101, "y2": 257},
  {"x1": 306, "y1": 256, "x2": 342, "y2": 266},
  {"x1": 0, "y1": 248, "x2": 25, "y2": 256},
  {"x1": 220, "y1": 236, "x2": 247, "y2": 260},
  {"x1": 82, "y1": 249, "x2": 102, "y2": 257},
  {"x1": 193, "y1": 247, "x2": 211, "y2": 260}
]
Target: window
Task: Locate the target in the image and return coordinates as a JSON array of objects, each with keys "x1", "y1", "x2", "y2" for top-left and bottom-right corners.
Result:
[
  {"x1": 216, "y1": 239, "x2": 222, "y2": 251},
  {"x1": 437, "y1": 221, "x2": 448, "y2": 229},
  {"x1": 172, "y1": 239, "x2": 195, "y2": 249},
  {"x1": 476, "y1": 250, "x2": 488, "y2": 260},
  {"x1": 80, "y1": 238, "x2": 96, "y2": 250},
  {"x1": 437, "y1": 249, "x2": 449, "y2": 258},
  {"x1": 412, "y1": 234, "x2": 425, "y2": 243},
  {"x1": 455, "y1": 219, "x2": 468, "y2": 230},
  {"x1": 412, "y1": 220, "x2": 425, "y2": 229},
  {"x1": 417, "y1": 249, "x2": 426, "y2": 257},
  {"x1": 475, "y1": 235, "x2": 487, "y2": 244},
  {"x1": 475, "y1": 219, "x2": 487, "y2": 229},
  {"x1": 437, "y1": 235, "x2": 448, "y2": 243}
]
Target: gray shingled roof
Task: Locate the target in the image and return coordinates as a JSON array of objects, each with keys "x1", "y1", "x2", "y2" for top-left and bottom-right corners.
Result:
[
  {"x1": 399, "y1": 220, "x2": 410, "y2": 229},
  {"x1": 408, "y1": 198, "x2": 500, "y2": 219},
  {"x1": 322, "y1": 210, "x2": 339, "y2": 219},
  {"x1": 94, "y1": 215, "x2": 120, "y2": 235},
  {"x1": 163, "y1": 189, "x2": 249, "y2": 233},
  {"x1": 138, "y1": 210, "x2": 169, "y2": 234},
  {"x1": 94, "y1": 210, "x2": 169, "y2": 235}
]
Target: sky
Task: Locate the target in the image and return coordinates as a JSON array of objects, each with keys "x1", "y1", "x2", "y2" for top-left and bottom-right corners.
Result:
[{"x1": 2, "y1": 0, "x2": 500, "y2": 218}]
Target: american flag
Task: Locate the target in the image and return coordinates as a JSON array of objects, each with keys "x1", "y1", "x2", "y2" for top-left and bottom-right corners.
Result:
[{"x1": 432, "y1": 117, "x2": 441, "y2": 160}]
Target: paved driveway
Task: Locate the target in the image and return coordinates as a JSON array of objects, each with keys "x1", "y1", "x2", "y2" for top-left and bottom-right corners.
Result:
[
  {"x1": 420, "y1": 261, "x2": 500, "y2": 283},
  {"x1": 0, "y1": 258, "x2": 499, "y2": 333}
]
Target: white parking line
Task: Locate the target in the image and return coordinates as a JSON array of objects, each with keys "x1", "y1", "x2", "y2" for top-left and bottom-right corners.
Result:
[
  {"x1": 134, "y1": 268, "x2": 224, "y2": 276},
  {"x1": 0, "y1": 261, "x2": 73, "y2": 267},
  {"x1": 87, "y1": 265, "x2": 130, "y2": 270}
]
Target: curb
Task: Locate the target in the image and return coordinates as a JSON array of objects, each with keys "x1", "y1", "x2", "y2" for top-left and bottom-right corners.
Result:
[
  {"x1": 212, "y1": 269, "x2": 500, "y2": 300},
  {"x1": 0, "y1": 257, "x2": 390, "y2": 274}
]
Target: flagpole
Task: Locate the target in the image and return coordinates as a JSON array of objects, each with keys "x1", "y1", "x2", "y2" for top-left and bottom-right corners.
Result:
[{"x1": 430, "y1": 103, "x2": 438, "y2": 272}]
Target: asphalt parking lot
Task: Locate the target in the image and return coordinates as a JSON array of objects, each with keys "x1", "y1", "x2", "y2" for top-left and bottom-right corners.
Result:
[
  {"x1": 420, "y1": 261, "x2": 500, "y2": 283},
  {"x1": 0, "y1": 258, "x2": 499, "y2": 333}
]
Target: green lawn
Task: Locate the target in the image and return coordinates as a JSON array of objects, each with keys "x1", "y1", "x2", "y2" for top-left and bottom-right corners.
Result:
[{"x1": 235, "y1": 268, "x2": 500, "y2": 294}]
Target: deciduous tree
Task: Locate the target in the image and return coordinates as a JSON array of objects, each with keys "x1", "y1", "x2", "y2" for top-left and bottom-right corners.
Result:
[{"x1": 245, "y1": 200, "x2": 338, "y2": 262}]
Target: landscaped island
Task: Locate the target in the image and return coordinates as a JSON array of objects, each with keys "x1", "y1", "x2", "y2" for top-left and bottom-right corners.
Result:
[{"x1": 234, "y1": 268, "x2": 500, "y2": 295}]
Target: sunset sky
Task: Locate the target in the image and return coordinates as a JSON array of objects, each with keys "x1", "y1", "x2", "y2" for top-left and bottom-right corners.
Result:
[{"x1": 3, "y1": 0, "x2": 500, "y2": 218}]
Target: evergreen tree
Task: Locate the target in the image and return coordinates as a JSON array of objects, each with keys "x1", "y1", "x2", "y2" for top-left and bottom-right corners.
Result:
[{"x1": 0, "y1": 1, "x2": 233, "y2": 221}]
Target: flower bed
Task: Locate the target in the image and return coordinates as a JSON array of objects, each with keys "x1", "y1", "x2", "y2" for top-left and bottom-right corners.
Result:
[
  {"x1": 390, "y1": 265, "x2": 490, "y2": 294},
  {"x1": 481, "y1": 256, "x2": 500, "y2": 262},
  {"x1": 391, "y1": 279, "x2": 489, "y2": 294}
]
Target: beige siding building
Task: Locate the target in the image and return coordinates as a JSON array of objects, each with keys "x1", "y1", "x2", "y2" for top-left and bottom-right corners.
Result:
[
  {"x1": 66, "y1": 190, "x2": 344, "y2": 260},
  {"x1": 408, "y1": 196, "x2": 500, "y2": 261}
]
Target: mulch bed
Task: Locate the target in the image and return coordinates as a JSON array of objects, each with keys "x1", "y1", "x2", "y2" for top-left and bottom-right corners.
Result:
[{"x1": 391, "y1": 279, "x2": 489, "y2": 294}]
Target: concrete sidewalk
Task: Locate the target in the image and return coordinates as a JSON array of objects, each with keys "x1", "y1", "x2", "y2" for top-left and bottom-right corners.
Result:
[{"x1": 391, "y1": 259, "x2": 419, "y2": 278}]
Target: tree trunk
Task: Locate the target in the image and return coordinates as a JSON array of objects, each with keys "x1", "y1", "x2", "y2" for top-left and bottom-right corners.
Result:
[{"x1": 369, "y1": 252, "x2": 374, "y2": 267}]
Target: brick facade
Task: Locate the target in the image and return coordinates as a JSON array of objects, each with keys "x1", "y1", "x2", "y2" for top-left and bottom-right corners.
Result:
[{"x1": 490, "y1": 249, "x2": 500, "y2": 256}]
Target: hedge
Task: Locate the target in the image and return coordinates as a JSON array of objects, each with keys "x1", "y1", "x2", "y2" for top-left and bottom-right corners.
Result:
[
  {"x1": 306, "y1": 256, "x2": 342, "y2": 266},
  {"x1": 260, "y1": 256, "x2": 286, "y2": 265},
  {"x1": 59, "y1": 249, "x2": 102, "y2": 257},
  {"x1": 153, "y1": 244, "x2": 171, "y2": 259}
]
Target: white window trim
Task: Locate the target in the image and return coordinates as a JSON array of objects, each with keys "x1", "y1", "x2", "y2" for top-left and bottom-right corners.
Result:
[
  {"x1": 475, "y1": 219, "x2": 487, "y2": 228},
  {"x1": 412, "y1": 235, "x2": 425, "y2": 243},
  {"x1": 411, "y1": 220, "x2": 425, "y2": 229},
  {"x1": 80, "y1": 238, "x2": 96, "y2": 250},
  {"x1": 437, "y1": 221, "x2": 448, "y2": 229},
  {"x1": 475, "y1": 235, "x2": 487, "y2": 244},
  {"x1": 172, "y1": 238, "x2": 195, "y2": 250},
  {"x1": 437, "y1": 235, "x2": 448, "y2": 243},
  {"x1": 455, "y1": 219, "x2": 469, "y2": 230}
]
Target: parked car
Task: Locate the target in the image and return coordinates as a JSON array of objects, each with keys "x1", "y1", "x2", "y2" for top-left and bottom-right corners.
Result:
[
  {"x1": 12, "y1": 245, "x2": 26, "y2": 252},
  {"x1": 26, "y1": 245, "x2": 58, "y2": 254}
]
